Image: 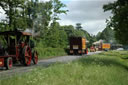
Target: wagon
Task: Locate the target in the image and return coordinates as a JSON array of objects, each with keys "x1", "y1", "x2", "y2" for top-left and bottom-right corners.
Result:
[{"x1": 0, "y1": 30, "x2": 38, "y2": 69}]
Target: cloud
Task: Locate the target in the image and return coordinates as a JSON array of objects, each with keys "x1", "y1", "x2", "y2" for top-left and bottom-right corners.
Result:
[
  {"x1": 0, "y1": 7, "x2": 6, "y2": 21},
  {"x1": 59, "y1": 0, "x2": 116, "y2": 35},
  {"x1": 39, "y1": 0, "x2": 50, "y2": 2}
]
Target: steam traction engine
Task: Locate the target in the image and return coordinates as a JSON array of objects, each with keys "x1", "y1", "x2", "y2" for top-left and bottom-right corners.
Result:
[{"x1": 0, "y1": 30, "x2": 38, "y2": 70}]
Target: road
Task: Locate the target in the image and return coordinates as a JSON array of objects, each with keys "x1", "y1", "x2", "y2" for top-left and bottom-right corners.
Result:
[{"x1": 0, "y1": 51, "x2": 102, "y2": 79}]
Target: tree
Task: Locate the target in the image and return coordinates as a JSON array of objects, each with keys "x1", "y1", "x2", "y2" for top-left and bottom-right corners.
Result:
[
  {"x1": 0, "y1": 0, "x2": 27, "y2": 30},
  {"x1": 80, "y1": 29, "x2": 91, "y2": 41},
  {"x1": 43, "y1": 0, "x2": 68, "y2": 48},
  {"x1": 74, "y1": 30, "x2": 85, "y2": 37},
  {"x1": 39, "y1": 1, "x2": 52, "y2": 38},
  {"x1": 51, "y1": 0, "x2": 68, "y2": 23},
  {"x1": 99, "y1": 27, "x2": 115, "y2": 43},
  {"x1": 76, "y1": 23, "x2": 82, "y2": 30},
  {"x1": 26, "y1": 1, "x2": 53, "y2": 38},
  {"x1": 103, "y1": 0, "x2": 128, "y2": 45},
  {"x1": 58, "y1": 29, "x2": 68, "y2": 48},
  {"x1": 60, "y1": 25, "x2": 76, "y2": 37},
  {"x1": 45, "y1": 22, "x2": 60, "y2": 48},
  {"x1": 96, "y1": 32, "x2": 102, "y2": 40}
]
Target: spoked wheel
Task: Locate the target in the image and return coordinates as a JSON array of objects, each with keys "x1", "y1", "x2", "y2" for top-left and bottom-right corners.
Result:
[
  {"x1": 22, "y1": 46, "x2": 32, "y2": 66},
  {"x1": 32, "y1": 51, "x2": 38, "y2": 64},
  {"x1": 5, "y1": 57, "x2": 13, "y2": 70}
]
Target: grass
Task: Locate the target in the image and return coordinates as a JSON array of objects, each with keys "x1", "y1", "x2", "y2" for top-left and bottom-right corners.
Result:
[
  {"x1": 0, "y1": 51, "x2": 128, "y2": 85},
  {"x1": 36, "y1": 47, "x2": 67, "y2": 59},
  {"x1": 35, "y1": 42, "x2": 67, "y2": 59}
]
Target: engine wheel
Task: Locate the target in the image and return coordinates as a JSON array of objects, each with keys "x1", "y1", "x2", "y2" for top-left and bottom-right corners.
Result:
[
  {"x1": 32, "y1": 51, "x2": 38, "y2": 64},
  {"x1": 5, "y1": 57, "x2": 13, "y2": 70},
  {"x1": 22, "y1": 46, "x2": 32, "y2": 66}
]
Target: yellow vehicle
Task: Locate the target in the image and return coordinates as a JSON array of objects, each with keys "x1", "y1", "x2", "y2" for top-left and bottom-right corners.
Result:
[{"x1": 102, "y1": 43, "x2": 111, "y2": 50}]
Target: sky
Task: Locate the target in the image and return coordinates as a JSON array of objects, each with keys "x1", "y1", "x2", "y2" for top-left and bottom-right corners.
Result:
[
  {"x1": 57, "y1": 0, "x2": 116, "y2": 35},
  {"x1": 0, "y1": 0, "x2": 116, "y2": 35}
]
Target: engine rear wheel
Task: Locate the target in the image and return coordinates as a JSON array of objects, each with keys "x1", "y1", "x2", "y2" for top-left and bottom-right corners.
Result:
[
  {"x1": 22, "y1": 46, "x2": 32, "y2": 66},
  {"x1": 5, "y1": 57, "x2": 13, "y2": 70},
  {"x1": 32, "y1": 51, "x2": 38, "y2": 64}
]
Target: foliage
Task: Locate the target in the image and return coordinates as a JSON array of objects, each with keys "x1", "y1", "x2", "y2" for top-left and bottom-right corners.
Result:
[
  {"x1": 58, "y1": 29, "x2": 68, "y2": 48},
  {"x1": 80, "y1": 29, "x2": 91, "y2": 41},
  {"x1": 96, "y1": 27, "x2": 115, "y2": 43},
  {"x1": 60, "y1": 25, "x2": 76, "y2": 37},
  {"x1": 0, "y1": 0, "x2": 28, "y2": 30},
  {"x1": 45, "y1": 22, "x2": 60, "y2": 48},
  {"x1": 0, "y1": 51, "x2": 128, "y2": 85},
  {"x1": 76, "y1": 23, "x2": 82, "y2": 30},
  {"x1": 27, "y1": 1, "x2": 52, "y2": 36},
  {"x1": 103, "y1": 0, "x2": 128, "y2": 45},
  {"x1": 88, "y1": 35, "x2": 97, "y2": 47},
  {"x1": 37, "y1": 47, "x2": 67, "y2": 59},
  {"x1": 51, "y1": 0, "x2": 68, "y2": 22},
  {"x1": 34, "y1": 41, "x2": 67, "y2": 59}
]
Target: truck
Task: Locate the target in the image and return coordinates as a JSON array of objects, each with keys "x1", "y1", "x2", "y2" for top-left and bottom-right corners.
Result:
[
  {"x1": 102, "y1": 43, "x2": 111, "y2": 50},
  {"x1": 69, "y1": 37, "x2": 88, "y2": 55}
]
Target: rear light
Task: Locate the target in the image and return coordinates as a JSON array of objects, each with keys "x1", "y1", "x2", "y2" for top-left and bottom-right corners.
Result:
[
  {"x1": 0, "y1": 58, "x2": 4, "y2": 67},
  {"x1": 0, "y1": 61, "x2": 2, "y2": 65},
  {"x1": 70, "y1": 50, "x2": 73, "y2": 53},
  {"x1": 78, "y1": 50, "x2": 81, "y2": 53},
  {"x1": 82, "y1": 50, "x2": 85, "y2": 53},
  {"x1": 86, "y1": 50, "x2": 88, "y2": 54}
]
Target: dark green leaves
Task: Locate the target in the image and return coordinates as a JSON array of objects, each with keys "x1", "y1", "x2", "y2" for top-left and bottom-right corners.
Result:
[{"x1": 103, "y1": 0, "x2": 128, "y2": 45}]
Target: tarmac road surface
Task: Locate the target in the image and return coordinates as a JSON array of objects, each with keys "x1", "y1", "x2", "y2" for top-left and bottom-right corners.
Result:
[{"x1": 0, "y1": 51, "x2": 102, "y2": 79}]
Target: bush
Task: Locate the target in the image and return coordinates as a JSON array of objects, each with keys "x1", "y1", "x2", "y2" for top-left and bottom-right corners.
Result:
[{"x1": 35, "y1": 42, "x2": 67, "y2": 59}]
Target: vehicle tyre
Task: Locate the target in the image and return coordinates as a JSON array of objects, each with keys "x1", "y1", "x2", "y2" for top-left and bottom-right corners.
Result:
[
  {"x1": 22, "y1": 46, "x2": 32, "y2": 66},
  {"x1": 32, "y1": 51, "x2": 38, "y2": 64},
  {"x1": 5, "y1": 57, "x2": 13, "y2": 70},
  {"x1": 86, "y1": 49, "x2": 88, "y2": 54}
]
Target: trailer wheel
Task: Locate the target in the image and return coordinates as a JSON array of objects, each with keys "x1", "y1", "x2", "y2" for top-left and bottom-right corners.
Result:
[
  {"x1": 32, "y1": 51, "x2": 38, "y2": 64},
  {"x1": 85, "y1": 49, "x2": 88, "y2": 54},
  {"x1": 22, "y1": 46, "x2": 32, "y2": 66},
  {"x1": 5, "y1": 57, "x2": 13, "y2": 70}
]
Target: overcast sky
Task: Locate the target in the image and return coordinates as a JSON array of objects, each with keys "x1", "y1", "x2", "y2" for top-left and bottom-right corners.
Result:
[
  {"x1": 57, "y1": 0, "x2": 117, "y2": 35},
  {"x1": 0, "y1": 0, "x2": 116, "y2": 35}
]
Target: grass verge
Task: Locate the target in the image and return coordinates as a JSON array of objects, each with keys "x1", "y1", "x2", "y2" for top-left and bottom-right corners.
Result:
[
  {"x1": 0, "y1": 51, "x2": 128, "y2": 85},
  {"x1": 34, "y1": 42, "x2": 67, "y2": 59},
  {"x1": 36, "y1": 47, "x2": 67, "y2": 59}
]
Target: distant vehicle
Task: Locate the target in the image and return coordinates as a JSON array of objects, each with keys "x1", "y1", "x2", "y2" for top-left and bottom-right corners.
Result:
[
  {"x1": 90, "y1": 46, "x2": 96, "y2": 52},
  {"x1": 102, "y1": 43, "x2": 111, "y2": 51},
  {"x1": 116, "y1": 48, "x2": 124, "y2": 51},
  {"x1": 93, "y1": 40, "x2": 111, "y2": 51},
  {"x1": 69, "y1": 37, "x2": 88, "y2": 55}
]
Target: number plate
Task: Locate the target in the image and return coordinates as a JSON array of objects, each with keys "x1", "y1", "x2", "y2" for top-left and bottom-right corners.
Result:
[{"x1": 73, "y1": 45, "x2": 78, "y2": 49}]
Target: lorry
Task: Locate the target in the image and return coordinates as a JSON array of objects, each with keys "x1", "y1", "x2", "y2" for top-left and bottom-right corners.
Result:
[
  {"x1": 102, "y1": 43, "x2": 111, "y2": 50},
  {"x1": 69, "y1": 37, "x2": 88, "y2": 55}
]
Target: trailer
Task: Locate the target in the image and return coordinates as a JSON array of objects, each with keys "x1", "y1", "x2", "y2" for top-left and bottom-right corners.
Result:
[
  {"x1": 102, "y1": 43, "x2": 111, "y2": 50},
  {"x1": 0, "y1": 30, "x2": 38, "y2": 70},
  {"x1": 69, "y1": 37, "x2": 88, "y2": 55}
]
